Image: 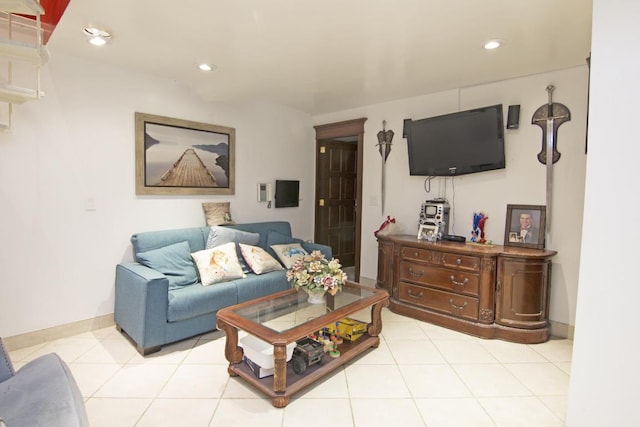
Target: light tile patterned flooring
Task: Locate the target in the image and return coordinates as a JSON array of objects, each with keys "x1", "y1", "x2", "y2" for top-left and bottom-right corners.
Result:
[{"x1": 8, "y1": 309, "x2": 572, "y2": 427}]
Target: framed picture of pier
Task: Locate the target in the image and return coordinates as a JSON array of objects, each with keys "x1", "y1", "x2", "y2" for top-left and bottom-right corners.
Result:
[{"x1": 135, "y1": 112, "x2": 235, "y2": 195}]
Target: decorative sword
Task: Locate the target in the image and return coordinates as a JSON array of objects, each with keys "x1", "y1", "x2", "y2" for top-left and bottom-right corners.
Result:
[
  {"x1": 376, "y1": 121, "x2": 394, "y2": 215},
  {"x1": 531, "y1": 85, "x2": 571, "y2": 240}
]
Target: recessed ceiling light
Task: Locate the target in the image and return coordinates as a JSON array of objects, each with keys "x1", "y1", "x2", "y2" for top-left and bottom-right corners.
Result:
[
  {"x1": 83, "y1": 27, "x2": 112, "y2": 46},
  {"x1": 483, "y1": 39, "x2": 503, "y2": 50},
  {"x1": 198, "y1": 63, "x2": 216, "y2": 72}
]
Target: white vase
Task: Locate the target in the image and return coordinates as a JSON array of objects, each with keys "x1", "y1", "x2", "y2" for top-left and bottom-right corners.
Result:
[{"x1": 306, "y1": 288, "x2": 326, "y2": 304}]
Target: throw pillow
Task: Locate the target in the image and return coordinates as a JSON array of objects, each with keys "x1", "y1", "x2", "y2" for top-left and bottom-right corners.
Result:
[
  {"x1": 206, "y1": 226, "x2": 260, "y2": 248},
  {"x1": 266, "y1": 230, "x2": 303, "y2": 258},
  {"x1": 191, "y1": 242, "x2": 245, "y2": 286},
  {"x1": 206, "y1": 226, "x2": 260, "y2": 274},
  {"x1": 270, "y1": 243, "x2": 309, "y2": 269},
  {"x1": 136, "y1": 241, "x2": 199, "y2": 289},
  {"x1": 238, "y1": 243, "x2": 284, "y2": 275},
  {"x1": 202, "y1": 202, "x2": 235, "y2": 226}
]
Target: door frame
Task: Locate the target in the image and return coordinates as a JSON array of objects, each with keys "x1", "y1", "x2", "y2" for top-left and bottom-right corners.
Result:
[{"x1": 313, "y1": 118, "x2": 367, "y2": 281}]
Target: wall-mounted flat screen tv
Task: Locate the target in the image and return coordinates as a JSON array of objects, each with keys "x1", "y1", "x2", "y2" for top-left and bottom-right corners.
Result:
[
  {"x1": 404, "y1": 104, "x2": 505, "y2": 176},
  {"x1": 275, "y1": 180, "x2": 299, "y2": 208}
]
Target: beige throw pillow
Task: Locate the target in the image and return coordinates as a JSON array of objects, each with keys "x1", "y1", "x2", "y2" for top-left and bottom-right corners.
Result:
[
  {"x1": 202, "y1": 202, "x2": 235, "y2": 226},
  {"x1": 270, "y1": 243, "x2": 308, "y2": 269},
  {"x1": 238, "y1": 244, "x2": 284, "y2": 275}
]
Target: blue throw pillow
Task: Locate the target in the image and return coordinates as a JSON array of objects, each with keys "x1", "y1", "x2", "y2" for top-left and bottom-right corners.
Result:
[
  {"x1": 206, "y1": 226, "x2": 260, "y2": 274},
  {"x1": 136, "y1": 241, "x2": 199, "y2": 289}
]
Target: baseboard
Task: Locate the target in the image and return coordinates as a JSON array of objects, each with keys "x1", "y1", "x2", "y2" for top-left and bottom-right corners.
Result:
[
  {"x1": 549, "y1": 320, "x2": 574, "y2": 340},
  {"x1": 3, "y1": 314, "x2": 115, "y2": 351}
]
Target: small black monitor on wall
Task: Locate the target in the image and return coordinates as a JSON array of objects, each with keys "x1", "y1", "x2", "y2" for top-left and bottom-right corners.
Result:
[{"x1": 275, "y1": 180, "x2": 299, "y2": 208}]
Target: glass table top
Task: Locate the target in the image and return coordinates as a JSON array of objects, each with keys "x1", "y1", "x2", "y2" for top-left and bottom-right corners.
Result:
[{"x1": 229, "y1": 283, "x2": 379, "y2": 334}]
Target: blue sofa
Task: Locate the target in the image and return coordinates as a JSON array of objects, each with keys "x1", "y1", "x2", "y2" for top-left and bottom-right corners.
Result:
[
  {"x1": 115, "y1": 221, "x2": 331, "y2": 355},
  {"x1": 0, "y1": 338, "x2": 89, "y2": 426}
]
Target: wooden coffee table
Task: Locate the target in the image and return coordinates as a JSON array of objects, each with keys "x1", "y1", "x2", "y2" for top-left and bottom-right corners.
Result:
[{"x1": 216, "y1": 281, "x2": 389, "y2": 407}]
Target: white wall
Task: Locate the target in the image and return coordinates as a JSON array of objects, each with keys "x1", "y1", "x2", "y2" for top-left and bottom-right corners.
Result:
[
  {"x1": 0, "y1": 52, "x2": 315, "y2": 338},
  {"x1": 314, "y1": 66, "x2": 589, "y2": 328},
  {"x1": 567, "y1": 0, "x2": 640, "y2": 425},
  {"x1": 0, "y1": 50, "x2": 589, "y2": 339}
]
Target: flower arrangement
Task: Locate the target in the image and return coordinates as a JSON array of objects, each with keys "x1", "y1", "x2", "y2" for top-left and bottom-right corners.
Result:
[{"x1": 286, "y1": 250, "x2": 347, "y2": 296}]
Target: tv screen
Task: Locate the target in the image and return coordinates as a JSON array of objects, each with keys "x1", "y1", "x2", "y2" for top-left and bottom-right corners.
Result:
[
  {"x1": 275, "y1": 180, "x2": 299, "y2": 208},
  {"x1": 404, "y1": 104, "x2": 505, "y2": 176}
]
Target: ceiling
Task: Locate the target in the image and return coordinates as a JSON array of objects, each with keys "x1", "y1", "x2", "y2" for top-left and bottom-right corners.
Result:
[{"x1": 45, "y1": 0, "x2": 593, "y2": 116}]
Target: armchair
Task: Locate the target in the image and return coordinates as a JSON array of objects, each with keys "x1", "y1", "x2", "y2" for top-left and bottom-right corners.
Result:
[{"x1": 0, "y1": 338, "x2": 89, "y2": 426}]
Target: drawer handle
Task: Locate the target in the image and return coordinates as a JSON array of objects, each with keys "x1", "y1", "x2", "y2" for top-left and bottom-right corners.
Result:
[
  {"x1": 449, "y1": 299, "x2": 468, "y2": 310},
  {"x1": 408, "y1": 289, "x2": 424, "y2": 299},
  {"x1": 414, "y1": 252, "x2": 419, "y2": 258},
  {"x1": 450, "y1": 276, "x2": 469, "y2": 287},
  {"x1": 456, "y1": 258, "x2": 462, "y2": 265},
  {"x1": 408, "y1": 268, "x2": 424, "y2": 278}
]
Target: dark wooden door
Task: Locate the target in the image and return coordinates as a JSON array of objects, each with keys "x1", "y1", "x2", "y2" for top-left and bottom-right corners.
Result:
[{"x1": 314, "y1": 140, "x2": 357, "y2": 267}]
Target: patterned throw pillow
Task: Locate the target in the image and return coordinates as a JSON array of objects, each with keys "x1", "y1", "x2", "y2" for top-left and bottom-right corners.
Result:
[
  {"x1": 191, "y1": 242, "x2": 245, "y2": 286},
  {"x1": 206, "y1": 226, "x2": 260, "y2": 274},
  {"x1": 238, "y1": 243, "x2": 284, "y2": 275},
  {"x1": 270, "y1": 243, "x2": 309, "y2": 269}
]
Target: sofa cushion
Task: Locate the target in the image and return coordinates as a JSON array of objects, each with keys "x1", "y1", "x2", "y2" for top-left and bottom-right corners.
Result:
[
  {"x1": 167, "y1": 281, "x2": 238, "y2": 322},
  {"x1": 136, "y1": 241, "x2": 199, "y2": 289},
  {"x1": 238, "y1": 244, "x2": 284, "y2": 274},
  {"x1": 132, "y1": 227, "x2": 209, "y2": 256},
  {"x1": 301, "y1": 242, "x2": 332, "y2": 259},
  {"x1": 206, "y1": 226, "x2": 260, "y2": 274},
  {"x1": 191, "y1": 242, "x2": 245, "y2": 286},
  {"x1": 225, "y1": 222, "x2": 294, "y2": 253},
  {"x1": 270, "y1": 243, "x2": 309, "y2": 269},
  {"x1": 235, "y1": 270, "x2": 291, "y2": 303}
]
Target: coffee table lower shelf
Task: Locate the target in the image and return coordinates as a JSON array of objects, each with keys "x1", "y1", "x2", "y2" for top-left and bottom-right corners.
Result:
[{"x1": 228, "y1": 333, "x2": 379, "y2": 407}]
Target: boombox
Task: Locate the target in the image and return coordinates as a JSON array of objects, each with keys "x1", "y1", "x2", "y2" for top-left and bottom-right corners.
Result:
[{"x1": 419, "y1": 199, "x2": 450, "y2": 236}]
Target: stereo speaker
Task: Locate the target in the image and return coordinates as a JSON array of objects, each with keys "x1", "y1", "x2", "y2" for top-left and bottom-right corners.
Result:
[{"x1": 507, "y1": 105, "x2": 520, "y2": 129}]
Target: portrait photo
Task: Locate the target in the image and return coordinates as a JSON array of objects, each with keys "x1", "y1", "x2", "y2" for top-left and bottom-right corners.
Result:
[{"x1": 504, "y1": 204, "x2": 546, "y2": 249}]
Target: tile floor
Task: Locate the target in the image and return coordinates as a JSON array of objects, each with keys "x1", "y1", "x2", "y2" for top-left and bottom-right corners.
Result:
[{"x1": 8, "y1": 309, "x2": 572, "y2": 427}]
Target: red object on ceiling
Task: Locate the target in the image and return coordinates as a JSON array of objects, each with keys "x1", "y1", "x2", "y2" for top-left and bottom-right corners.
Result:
[
  {"x1": 18, "y1": 0, "x2": 70, "y2": 44},
  {"x1": 41, "y1": 0, "x2": 70, "y2": 43}
]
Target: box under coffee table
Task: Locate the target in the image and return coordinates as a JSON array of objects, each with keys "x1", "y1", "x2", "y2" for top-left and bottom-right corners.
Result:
[{"x1": 216, "y1": 281, "x2": 389, "y2": 407}]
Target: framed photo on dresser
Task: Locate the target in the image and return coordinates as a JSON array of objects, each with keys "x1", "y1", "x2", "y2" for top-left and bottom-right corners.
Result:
[{"x1": 504, "y1": 204, "x2": 546, "y2": 249}]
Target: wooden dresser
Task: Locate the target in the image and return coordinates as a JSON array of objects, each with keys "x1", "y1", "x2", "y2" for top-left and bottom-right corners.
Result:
[{"x1": 377, "y1": 234, "x2": 557, "y2": 343}]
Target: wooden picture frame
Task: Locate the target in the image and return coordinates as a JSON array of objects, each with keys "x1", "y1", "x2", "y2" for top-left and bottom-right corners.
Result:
[
  {"x1": 135, "y1": 112, "x2": 235, "y2": 195},
  {"x1": 504, "y1": 204, "x2": 546, "y2": 249}
]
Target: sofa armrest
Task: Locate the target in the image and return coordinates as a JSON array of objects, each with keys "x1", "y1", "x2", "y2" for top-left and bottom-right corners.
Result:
[
  {"x1": 301, "y1": 242, "x2": 333, "y2": 260},
  {"x1": 114, "y1": 263, "x2": 169, "y2": 353}
]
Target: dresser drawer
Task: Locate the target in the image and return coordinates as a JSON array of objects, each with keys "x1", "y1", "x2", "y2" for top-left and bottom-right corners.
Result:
[
  {"x1": 441, "y1": 252, "x2": 481, "y2": 272},
  {"x1": 398, "y1": 282, "x2": 479, "y2": 321},
  {"x1": 399, "y1": 260, "x2": 479, "y2": 297},
  {"x1": 400, "y1": 246, "x2": 436, "y2": 263}
]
